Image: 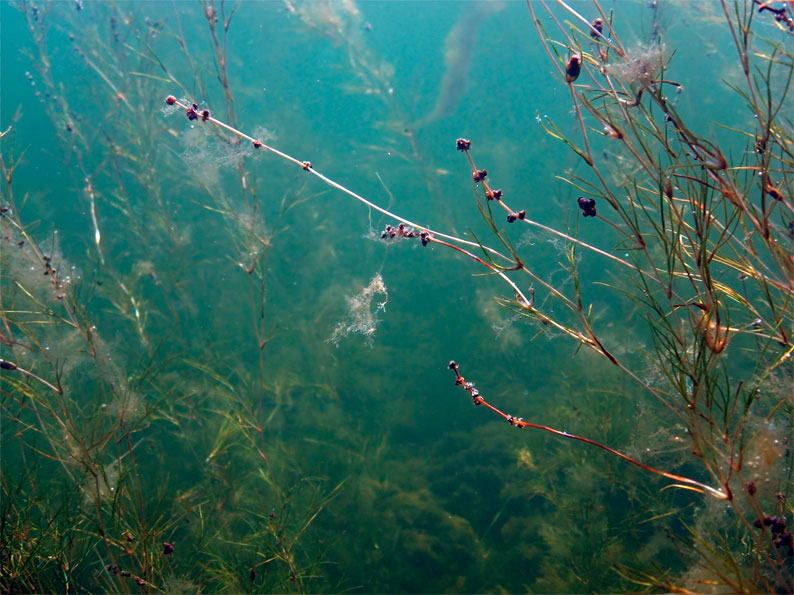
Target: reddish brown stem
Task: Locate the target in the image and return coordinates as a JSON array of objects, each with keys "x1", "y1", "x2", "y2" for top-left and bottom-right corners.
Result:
[{"x1": 448, "y1": 361, "x2": 729, "y2": 500}]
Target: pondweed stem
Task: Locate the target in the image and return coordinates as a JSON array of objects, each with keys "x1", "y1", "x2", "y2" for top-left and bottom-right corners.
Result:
[
  {"x1": 162, "y1": 97, "x2": 507, "y2": 261},
  {"x1": 160, "y1": 96, "x2": 677, "y2": 366},
  {"x1": 448, "y1": 361, "x2": 730, "y2": 501}
]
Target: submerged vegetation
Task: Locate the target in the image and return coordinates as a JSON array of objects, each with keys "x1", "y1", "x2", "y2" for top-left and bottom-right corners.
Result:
[{"x1": 1, "y1": 0, "x2": 792, "y2": 593}]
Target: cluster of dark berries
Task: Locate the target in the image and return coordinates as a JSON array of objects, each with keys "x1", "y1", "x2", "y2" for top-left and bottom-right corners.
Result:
[
  {"x1": 485, "y1": 189, "x2": 502, "y2": 201},
  {"x1": 457, "y1": 376, "x2": 480, "y2": 405},
  {"x1": 381, "y1": 222, "x2": 417, "y2": 240},
  {"x1": 456, "y1": 138, "x2": 471, "y2": 151},
  {"x1": 506, "y1": 415, "x2": 525, "y2": 427},
  {"x1": 183, "y1": 102, "x2": 210, "y2": 122},
  {"x1": 507, "y1": 210, "x2": 526, "y2": 223},
  {"x1": 756, "y1": 0, "x2": 794, "y2": 31},
  {"x1": 753, "y1": 515, "x2": 793, "y2": 557},
  {"x1": 42, "y1": 254, "x2": 57, "y2": 277},
  {"x1": 381, "y1": 223, "x2": 431, "y2": 246},
  {"x1": 473, "y1": 169, "x2": 487, "y2": 183},
  {"x1": 590, "y1": 17, "x2": 603, "y2": 39},
  {"x1": 107, "y1": 564, "x2": 132, "y2": 578},
  {"x1": 448, "y1": 361, "x2": 483, "y2": 405},
  {"x1": 106, "y1": 564, "x2": 145, "y2": 585},
  {"x1": 577, "y1": 196, "x2": 597, "y2": 217},
  {"x1": 776, "y1": 11, "x2": 794, "y2": 31}
]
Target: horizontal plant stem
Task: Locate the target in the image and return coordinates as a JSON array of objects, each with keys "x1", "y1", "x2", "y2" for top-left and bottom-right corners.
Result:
[
  {"x1": 164, "y1": 97, "x2": 515, "y2": 265},
  {"x1": 449, "y1": 362, "x2": 729, "y2": 500}
]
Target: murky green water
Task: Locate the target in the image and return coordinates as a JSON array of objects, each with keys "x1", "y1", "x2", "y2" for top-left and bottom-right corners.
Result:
[{"x1": 1, "y1": 1, "x2": 791, "y2": 593}]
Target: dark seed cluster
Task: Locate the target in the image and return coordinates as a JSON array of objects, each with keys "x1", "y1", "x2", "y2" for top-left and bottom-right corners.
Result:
[
  {"x1": 577, "y1": 196, "x2": 597, "y2": 217},
  {"x1": 753, "y1": 514, "x2": 793, "y2": 557}
]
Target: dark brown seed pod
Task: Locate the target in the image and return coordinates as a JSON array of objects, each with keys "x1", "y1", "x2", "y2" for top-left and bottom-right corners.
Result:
[{"x1": 565, "y1": 55, "x2": 582, "y2": 82}]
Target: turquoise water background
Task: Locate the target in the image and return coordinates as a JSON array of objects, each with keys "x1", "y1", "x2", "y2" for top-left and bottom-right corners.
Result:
[{"x1": 1, "y1": 1, "x2": 787, "y2": 592}]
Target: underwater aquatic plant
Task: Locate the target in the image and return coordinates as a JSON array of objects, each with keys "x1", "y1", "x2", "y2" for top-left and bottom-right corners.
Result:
[
  {"x1": 520, "y1": 0, "x2": 794, "y2": 590},
  {"x1": 447, "y1": 361, "x2": 729, "y2": 500},
  {"x1": 154, "y1": 0, "x2": 791, "y2": 582},
  {"x1": 180, "y1": 1, "x2": 791, "y2": 590},
  {"x1": 3, "y1": 0, "x2": 793, "y2": 592}
]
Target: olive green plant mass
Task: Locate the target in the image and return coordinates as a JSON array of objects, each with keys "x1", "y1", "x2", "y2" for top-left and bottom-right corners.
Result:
[{"x1": 1, "y1": 0, "x2": 792, "y2": 593}]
